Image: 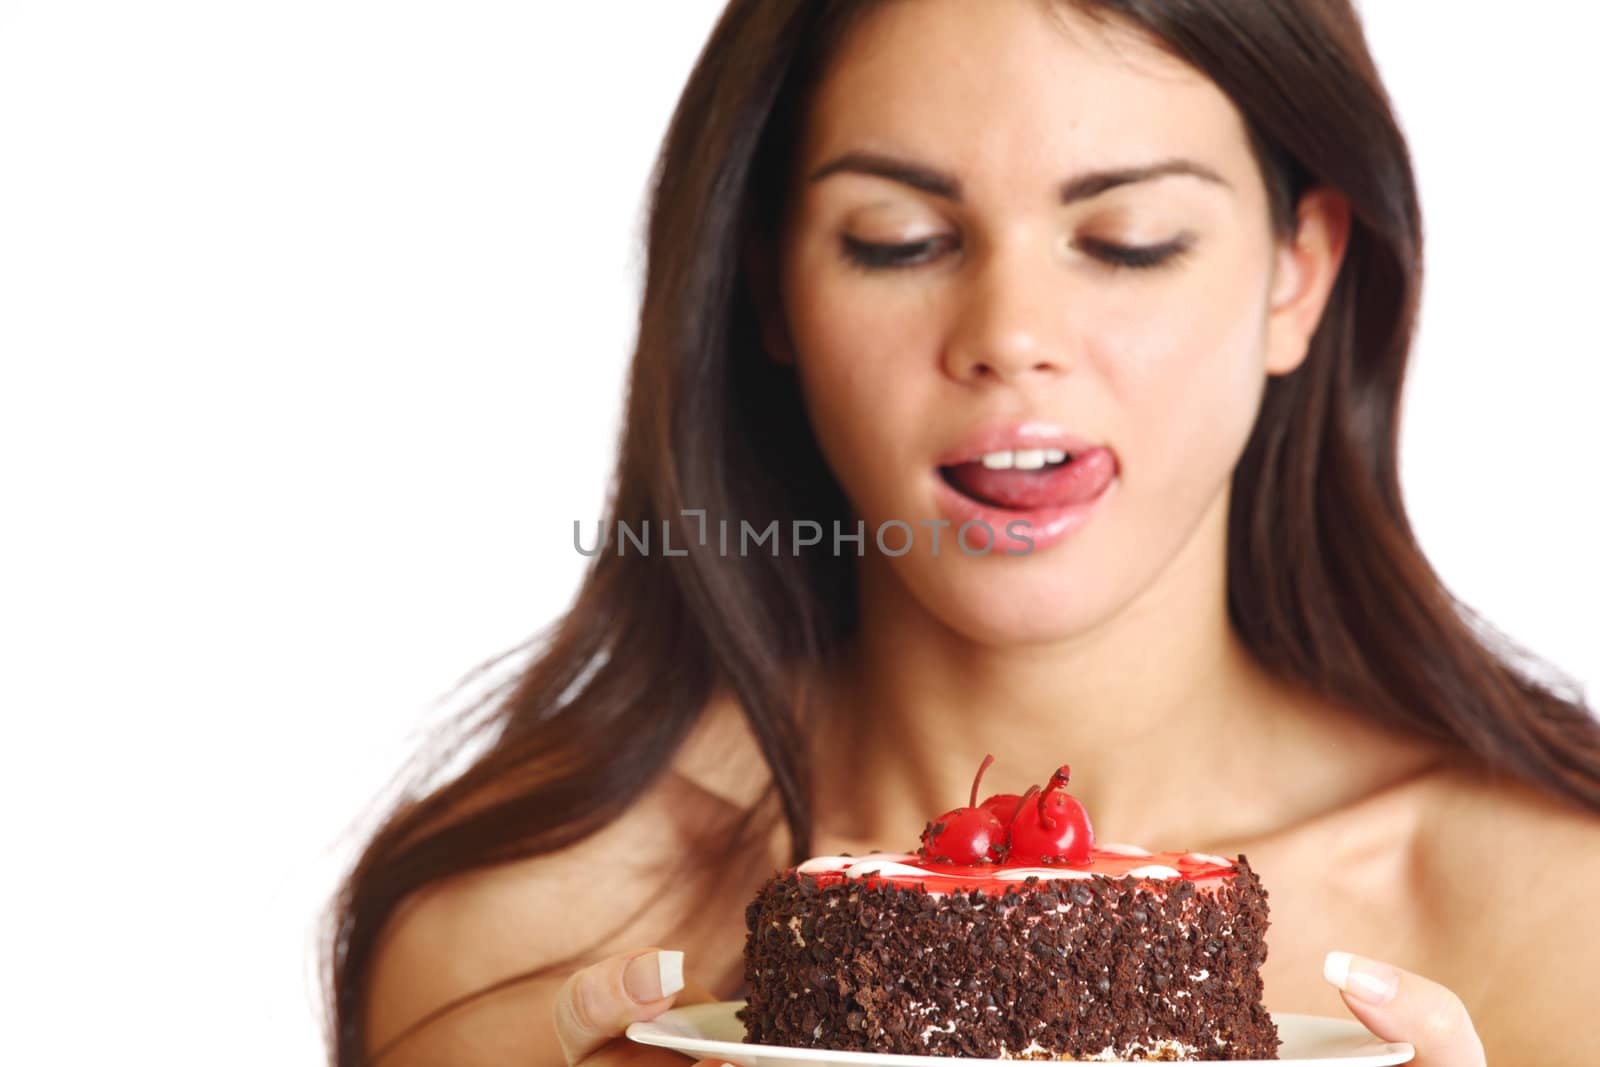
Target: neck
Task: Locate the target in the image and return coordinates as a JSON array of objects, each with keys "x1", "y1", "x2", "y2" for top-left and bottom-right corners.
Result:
[{"x1": 809, "y1": 495, "x2": 1438, "y2": 857}]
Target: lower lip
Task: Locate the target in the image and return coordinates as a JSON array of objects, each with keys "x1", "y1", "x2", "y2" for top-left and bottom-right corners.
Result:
[{"x1": 931, "y1": 460, "x2": 1117, "y2": 555}]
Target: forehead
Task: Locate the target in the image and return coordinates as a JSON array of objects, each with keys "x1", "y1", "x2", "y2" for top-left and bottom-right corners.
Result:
[{"x1": 796, "y1": 0, "x2": 1255, "y2": 198}]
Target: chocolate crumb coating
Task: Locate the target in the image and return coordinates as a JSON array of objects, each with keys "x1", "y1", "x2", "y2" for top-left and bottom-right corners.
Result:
[{"x1": 737, "y1": 856, "x2": 1280, "y2": 1060}]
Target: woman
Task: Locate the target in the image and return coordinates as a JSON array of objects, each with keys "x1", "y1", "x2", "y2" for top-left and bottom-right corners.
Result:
[{"x1": 326, "y1": 1, "x2": 1600, "y2": 1064}]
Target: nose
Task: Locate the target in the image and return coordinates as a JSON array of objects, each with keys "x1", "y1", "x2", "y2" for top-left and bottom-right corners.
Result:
[{"x1": 940, "y1": 238, "x2": 1073, "y2": 385}]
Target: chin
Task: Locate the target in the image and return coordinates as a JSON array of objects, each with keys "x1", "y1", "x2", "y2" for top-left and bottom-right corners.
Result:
[{"x1": 913, "y1": 560, "x2": 1119, "y2": 647}]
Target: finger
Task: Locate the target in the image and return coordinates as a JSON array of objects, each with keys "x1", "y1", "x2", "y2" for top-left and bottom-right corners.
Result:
[
  {"x1": 1323, "y1": 951, "x2": 1486, "y2": 1066},
  {"x1": 554, "y1": 948, "x2": 686, "y2": 1064}
]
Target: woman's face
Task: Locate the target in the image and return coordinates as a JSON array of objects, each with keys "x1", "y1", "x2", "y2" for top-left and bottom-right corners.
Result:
[{"x1": 770, "y1": 0, "x2": 1345, "y2": 644}]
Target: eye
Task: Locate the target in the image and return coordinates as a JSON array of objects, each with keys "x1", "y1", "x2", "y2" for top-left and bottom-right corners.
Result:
[
  {"x1": 1075, "y1": 235, "x2": 1195, "y2": 272},
  {"x1": 837, "y1": 233, "x2": 1196, "y2": 273},
  {"x1": 839, "y1": 234, "x2": 956, "y2": 272}
]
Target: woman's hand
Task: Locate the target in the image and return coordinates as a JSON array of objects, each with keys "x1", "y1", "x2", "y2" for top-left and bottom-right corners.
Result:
[
  {"x1": 554, "y1": 948, "x2": 726, "y2": 1066},
  {"x1": 555, "y1": 945, "x2": 1486, "y2": 1066},
  {"x1": 1323, "y1": 951, "x2": 1486, "y2": 1066}
]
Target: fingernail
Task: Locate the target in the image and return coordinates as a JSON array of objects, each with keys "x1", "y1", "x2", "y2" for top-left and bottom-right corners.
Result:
[
  {"x1": 624, "y1": 949, "x2": 685, "y2": 1003},
  {"x1": 1323, "y1": 950, "x2": 1399, "y2": 1005}
]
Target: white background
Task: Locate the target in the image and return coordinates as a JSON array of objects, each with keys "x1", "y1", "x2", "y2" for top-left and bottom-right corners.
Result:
[{"x1": 1, "y1": 2, "x2": 1594, "y2": 1063}]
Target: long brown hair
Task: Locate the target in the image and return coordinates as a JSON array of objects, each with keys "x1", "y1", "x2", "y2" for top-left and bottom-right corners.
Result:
[{"x1": 323, "y1": 1, "x2": 1600, "y2": 1061}]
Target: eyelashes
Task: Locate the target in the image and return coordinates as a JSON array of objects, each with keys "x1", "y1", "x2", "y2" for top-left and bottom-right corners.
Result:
[
  {"x1": 838, "y1": 233, "x2": 1195, "y2": 273},
  {"x1": 1076, "y1": 235, "x2": 1194, "y2": 271},
  {"x1": 840, "y1": 234, "x2": 959, "y2": 271}
]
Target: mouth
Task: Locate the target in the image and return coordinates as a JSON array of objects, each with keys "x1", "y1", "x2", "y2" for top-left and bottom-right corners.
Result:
[{"x1": 938, "y1": 448, "x2": 1111, "y2": 512}]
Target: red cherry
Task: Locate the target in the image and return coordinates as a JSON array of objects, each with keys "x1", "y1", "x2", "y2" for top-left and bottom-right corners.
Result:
[
  {"x1": 919, "y1": 806, "x2": 1007, "y2": 864},
  {"x1": 918, "y1": 753, "x2": 1009, "y2": 865},
  {"x1": 996, "y1": 783, "x2": 1042, "y2": 854},
  {"x1": 978, "y1": 792, "x2": 1023, "y2": 822},
  {"x1": 966, "y1": 756, "x2": 1022, "y2": 823},
  {"x1": 1005, "y1": 765, "x2": 1094, "y2": 865}
]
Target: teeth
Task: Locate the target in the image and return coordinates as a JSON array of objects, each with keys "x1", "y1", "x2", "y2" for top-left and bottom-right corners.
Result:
[
  {"x1": 977, "y1": 448, "x2": 1073, "y2": 470},
  {"x1": 1013, "y1": 449, "x2": 1047, "y2": 470}
]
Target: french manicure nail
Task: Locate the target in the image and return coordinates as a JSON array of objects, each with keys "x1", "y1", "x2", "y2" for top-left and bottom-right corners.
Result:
[
  {"x1": 624, "y1": 949, "x2": 685, "y2": 1003},
  {"x1": 1323, "y1": 950, "x2": 1399, "y2": 1005}
]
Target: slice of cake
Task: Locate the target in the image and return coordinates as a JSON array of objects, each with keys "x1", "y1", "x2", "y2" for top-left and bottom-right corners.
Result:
[{"x1": 737, "y1": 757, "x2": 1280, "y2": 1060}]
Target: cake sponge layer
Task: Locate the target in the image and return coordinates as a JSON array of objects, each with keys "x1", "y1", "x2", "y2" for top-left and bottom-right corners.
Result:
[{"x1": 738, "y1": 856, "x2": 1280, "y2": 1060}]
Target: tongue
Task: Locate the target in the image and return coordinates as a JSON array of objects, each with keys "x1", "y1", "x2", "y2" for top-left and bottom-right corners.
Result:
[{"x1": 943, "y1": 447, "x2": 1116, "y2": 510}]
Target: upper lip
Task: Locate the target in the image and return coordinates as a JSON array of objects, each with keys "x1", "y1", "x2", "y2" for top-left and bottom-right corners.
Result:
[{"x1": 934, "y1": 420, "x2": 1106, "y2": 467}]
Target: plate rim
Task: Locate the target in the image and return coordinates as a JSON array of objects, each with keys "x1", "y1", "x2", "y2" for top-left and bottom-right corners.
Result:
[{"x1": 626, "y1": 1000, "x2": 1415, "y2": 1065}]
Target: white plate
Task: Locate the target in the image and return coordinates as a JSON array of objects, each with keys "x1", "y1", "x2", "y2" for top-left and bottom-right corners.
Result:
[{"x1": 627, "y1": 1001, "x2": 1414, "y2": 1066}]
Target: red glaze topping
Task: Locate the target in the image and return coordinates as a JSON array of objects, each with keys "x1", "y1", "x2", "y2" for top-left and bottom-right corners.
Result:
[
  {"x1": 801, "y1": 848, "x2": 1238, "y2": 896},
  {"x1": 820, "y1": 755, "x2": 1238, "y2": 895}
]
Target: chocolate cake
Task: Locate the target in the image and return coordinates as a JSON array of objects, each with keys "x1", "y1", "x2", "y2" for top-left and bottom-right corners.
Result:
[{"x1": 737, "y1": 759, "x2": 1280, "y2": 1060}]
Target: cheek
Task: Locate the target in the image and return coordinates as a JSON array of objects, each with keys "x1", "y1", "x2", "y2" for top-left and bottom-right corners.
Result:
[
  {"x1": 1092, "y1": 265, "x2": 1270, "y2": 489},
  {"x1": 782, "y1": 266, "x2": 937, "y2": 505}
]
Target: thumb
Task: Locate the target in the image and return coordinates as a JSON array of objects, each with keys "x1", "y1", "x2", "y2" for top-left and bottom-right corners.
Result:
[
  {"x1": 1322, "y1": 951, "x2": 1486, "y2": 1066},
  {"x1": 554, "y1": 948, "x2": 687, "y2": 1064}
]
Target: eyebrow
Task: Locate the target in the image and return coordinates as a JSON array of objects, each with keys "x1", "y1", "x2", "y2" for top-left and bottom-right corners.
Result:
[{"x1": 807, "y1": 150, "x2": 1232, "y2": 204}]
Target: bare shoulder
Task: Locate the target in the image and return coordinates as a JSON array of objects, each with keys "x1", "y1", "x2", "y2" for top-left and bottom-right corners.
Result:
[
  {"x1": 1415, "y1": 758, "x2": 1600, "y2": 906},
  {"x1": 1412, "y1": 759, "x2": 1600, "y2": 1059},
  {"x1": 365, "y1": 698, "x2": 770, "y2": 1065}
]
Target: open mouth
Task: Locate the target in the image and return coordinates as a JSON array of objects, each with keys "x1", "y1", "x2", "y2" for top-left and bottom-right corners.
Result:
[{"x1": 938, "y1": 450, "x2": 1080, "y2": 511}]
